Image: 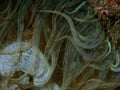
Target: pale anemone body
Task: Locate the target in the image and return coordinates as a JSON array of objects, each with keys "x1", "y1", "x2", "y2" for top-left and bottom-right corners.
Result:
[{"x1": 0, "y1": 0, "x2": 120, "y2": 90}]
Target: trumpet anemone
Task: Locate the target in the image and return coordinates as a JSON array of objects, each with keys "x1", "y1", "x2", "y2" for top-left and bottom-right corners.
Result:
[{"x1": 0, "y1": 0, "x2": 120, "y2": 90}]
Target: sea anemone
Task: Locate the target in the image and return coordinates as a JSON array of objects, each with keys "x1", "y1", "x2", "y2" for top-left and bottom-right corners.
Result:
[{"x1": 0, "y1": 0, "x2": 120, "y2": 90}]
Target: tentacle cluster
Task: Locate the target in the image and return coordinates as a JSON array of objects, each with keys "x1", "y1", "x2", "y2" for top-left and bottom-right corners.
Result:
[{"x1": 0, "y1": 0, "x2": 119, "y2": 90}]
